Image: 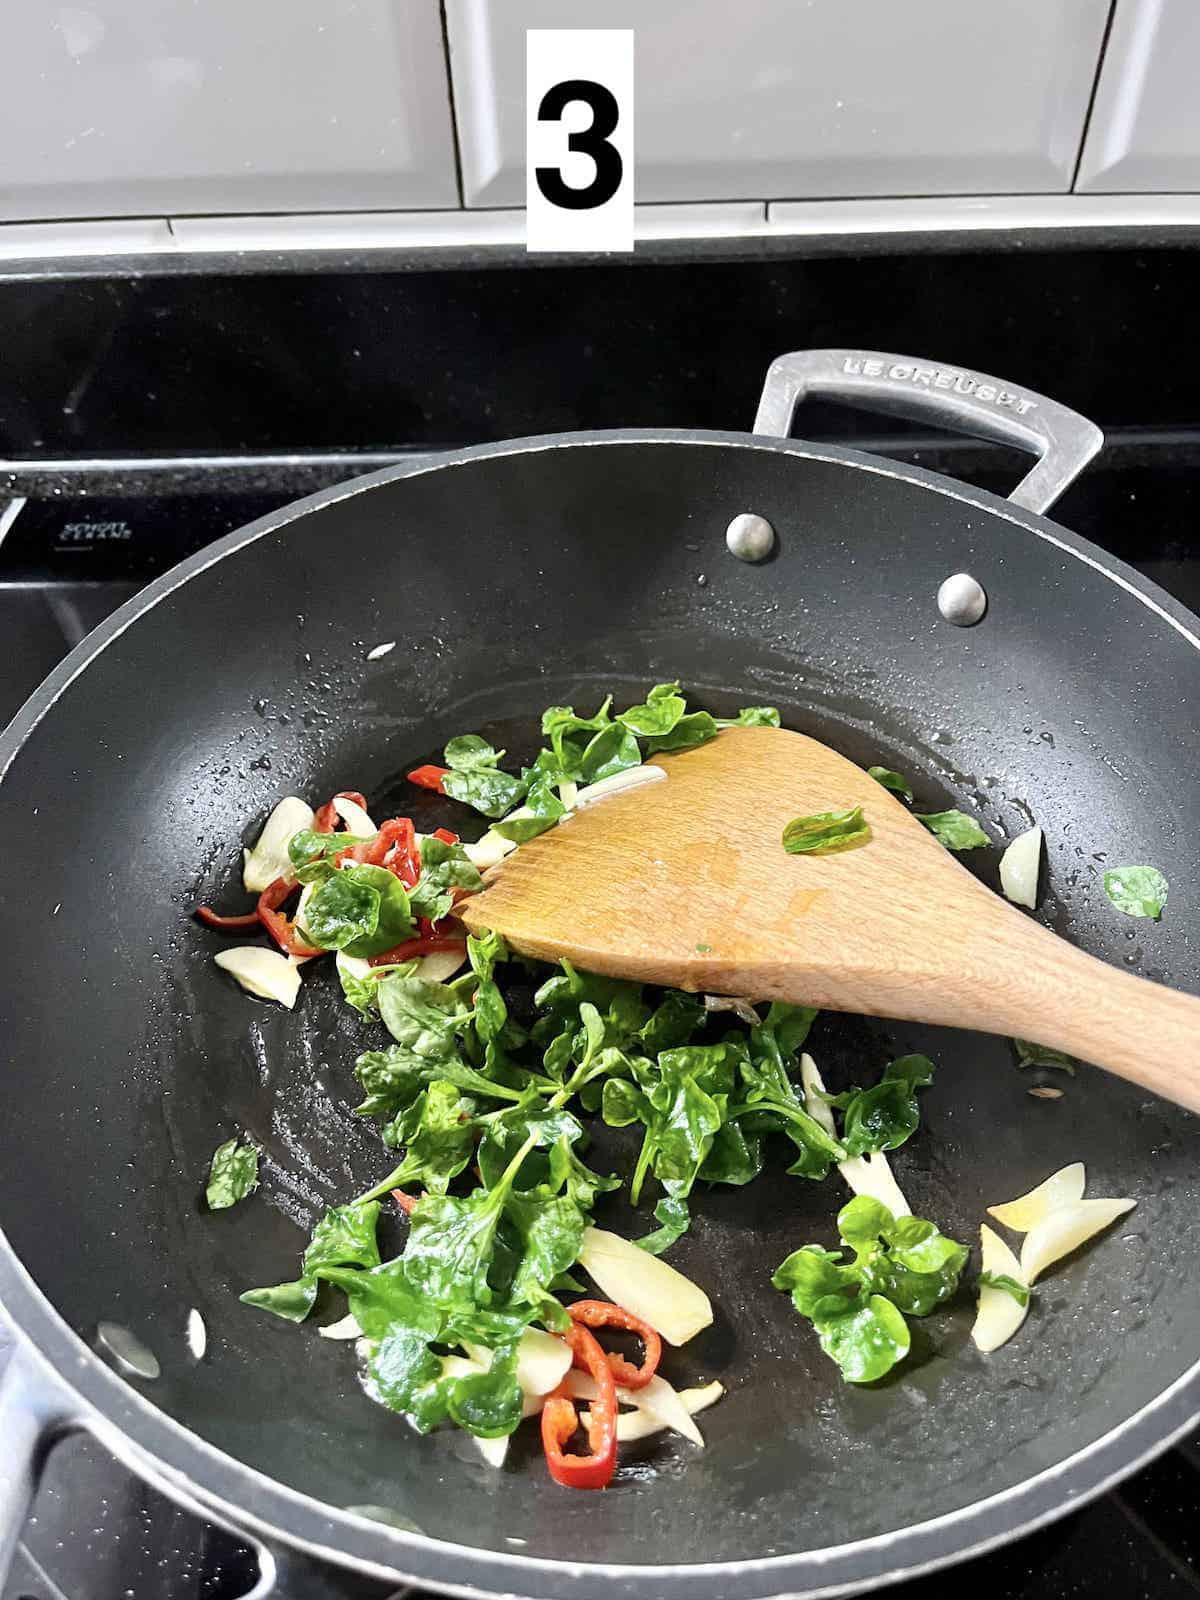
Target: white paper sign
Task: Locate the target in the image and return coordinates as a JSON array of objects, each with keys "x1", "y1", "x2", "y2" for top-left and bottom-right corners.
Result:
[{"x1": 526, "y1": 29, "x2": 634, "y2": 254}]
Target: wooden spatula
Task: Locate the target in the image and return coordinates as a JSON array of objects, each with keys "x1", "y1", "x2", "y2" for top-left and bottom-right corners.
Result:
[{"x1": 460, "y1": 725, "x2": 1200, "y2": 1113}]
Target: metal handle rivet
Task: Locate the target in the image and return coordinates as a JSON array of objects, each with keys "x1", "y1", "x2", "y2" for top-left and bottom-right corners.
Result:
[
  {"x1": 97, "y1": 1320, "x2": 161, "y2": 1380},
  {"x1": 725, "y1": 512, "x2": 775, "y2": 563},
  {"x1": 937, "y1": 572, "x2": 987, "y2": 627}
]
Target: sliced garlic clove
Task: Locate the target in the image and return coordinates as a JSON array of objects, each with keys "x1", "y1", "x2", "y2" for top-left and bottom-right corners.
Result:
[
  {"x1": 577, "y1": 1226, "x2": 712, "y2": 1347},
  {"x1": 799, "y1": 1053, "x2": 838, "y2": 1138},
  {"x1": 988, "y1": 1162, "x2": 1086, "y2": 1233},
  {"x1": 462, "y1": 1327, "x2": 573, "y2": 1400},
  {"x1": 214, "y1": 947, "x2": 302, "y2": 1008},
  {"x1": 473, "y1": 1432, "x2": 508, "y2": 1468},
  {"x1": 186, "y1": 1308, "x2": 208, "y2": 1360},
  {"x1": 838, "y1": 1151, "x2": 911, "y2": 1218},
  {"x1": 412, "y1": 947, "x2": 467, "y2": 984},
  {"x1": 335, "y1": 949, "x2": 373, "y2": 982},
  {"x1": 462, "y1": 831, "x2": 518, "y2": 871},
  {"x1": 242, "y1": 796, "x2": 314, "y2": 893},
  {"x1": 332, "y1": 794, "x2": 377, "y2": 836},
  {"x1": 971, "y1": 1224, "x2": 1029, "y2": 1353},
  {"x1": 564, "y1": 1369, "x2": 702, "y2": 1442},
  {"x1": 1020, "y1": 1197, "x2": 1136, "y2": 1285},
  {"x1": 580, "y1": 1380, "x2": 724, "y2": 1443},
  {"x1": 679, "y1": 1379, "x2": 723, "y2": 1415},
  {"x1": 800, "y1": 1055, "x2": 911, "y2": 1216},
  {"x1": 1000, "y1": 825, "x2": 1043, "y2": 909},
  {"x1": 515, "y1": 1326, "x2": 573, "y2": 1396},
  {"x1": 628, "y1": 1373, "x2": 704, "y2": 1446},
  {"x1": 573, "y1": 764, "x2": 666, "y2": 809},
  {"x1": 981, "y1": 1221, "x2": 1023, "y2": 1279},
  {"x1": 318, "y1": 1312, "x2": 363, "y2": 1340}
]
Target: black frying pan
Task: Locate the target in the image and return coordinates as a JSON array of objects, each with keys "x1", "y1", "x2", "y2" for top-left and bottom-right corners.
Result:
[{"x1": 1, "y1": 350, "x2": 1198, "y2": 1600}]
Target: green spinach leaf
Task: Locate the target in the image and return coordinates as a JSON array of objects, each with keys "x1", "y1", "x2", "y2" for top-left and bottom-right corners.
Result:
[
  {"x1": 579, "y1": 721, "x2": 642, "y2": 783},
  {"x1": 811, "y1": 1290, "x2": 911, "y2": 1383},
  {"x1": 338, "y1": 957, "x2": 417, "y2": 1019},
  {"x1": 240, "y1": 1201, "x2": 381, "y2": 1323},
  {"x1": 205, "y1": 1138, "x2": 259, "y2": 1210},
  {"x1": 715, "y1": 706, "x2": 781, "y2": 728},
  {"x1": 300, "y1": 863, "x2": 416, "y2": 957},
  {"x1": 618, "y1": 682, "x2": 687, "y2": 738},
  {"x1": 442, "y1": 766, "x2": 527, "y2": 819},
  {"x1": 445, "y1": 1342, "x2": 525, "y2": 1438},
  {"x1": 774, "y1": 1197, "x2": 966, "y2": 1383},
  {"x1": 288, "y1": 828, "x2": 373, "y2": 884},
  {"x1": 979, "y1": 1271, "x2": 1032, "y2": 1308},
  {"x1": 359, "y1": 1082, "x2": 479, "y2": 1201},
  {"x1": 772, "y1": 1245, "x2": 859, "y2": 1315},
  {"x1": 1013, "y1": 1038, "x2": 1077, "y2": 1074},
  {"x1": 492, "y1": 775, "x2": 567, "y2": 843},
  {"x1": 868, "y1": 766, "x2": 913, "y2": 803},
  {"x1": 444, "y1": 734, "x2": 506, "y2": 772},
  {"x1": 915, "y1": 810, "x2": 990, "y2": 850},
  {"x1": 408, "y1": 836, "x2": 482, "y2": 923},
  {"x1": 639, "y1": 991, "x2": 706, "y2": 1053},
  {"x1": 1103, "y1": 865, "x2": 1168, "y2": 919},
  {"x1": 541, "y1": 698, "x2": 614, "y2": 777},
  {"x1": 378, "y1": 974, "x2": 474, "y2": 1058},
  {"x1": 840, "y1": 1054, "x2": 935, "y2": 1157},
  {"x1": 782, "y1": 807, "x2": 870, "y2": 855},
  {"x1": 635, "y1": 1196, "x2": 691, "y2": 1255},
  {"x1": 643, "y1": 710, "x2": 718, "y2": 754}
]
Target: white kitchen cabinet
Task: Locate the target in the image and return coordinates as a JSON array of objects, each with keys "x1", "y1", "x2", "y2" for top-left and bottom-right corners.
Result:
[
  {"x1": 1076, "y1": 0, "x2": 1200, "y2": 192},
  {"x1": 446, "y1": 0, "x2": 1110, "y2": 207},
  {"x1": 0, "y1": 0, "x2": 458, "y2": 221}
]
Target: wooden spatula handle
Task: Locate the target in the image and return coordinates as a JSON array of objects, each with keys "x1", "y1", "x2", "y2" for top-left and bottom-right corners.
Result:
[{"x1": 985, "y1": 919, "x2": 1200, "y2": 1113}]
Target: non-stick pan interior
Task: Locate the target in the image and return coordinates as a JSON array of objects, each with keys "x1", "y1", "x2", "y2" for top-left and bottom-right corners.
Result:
[{"x1": 0, "y1": 438, "x2": 1197, "y2": 1568}]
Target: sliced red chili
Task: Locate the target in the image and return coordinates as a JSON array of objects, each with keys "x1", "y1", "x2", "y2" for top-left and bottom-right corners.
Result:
[
  {"x1": 336, "y1": 817, "x2": 419, "y2": 885},
  {"x1": 194, "y1": 905, "x2": 261, "y2": 931},
  {"x1": 407, "y1": 765, "x2": 450, "y2": 793},
  {"x1": 566, "y1": 1300, "x2": 662, "y2": 1391},
  {"x1": 431, "y1": 826, "x2": 460, "y2": 845},
  {"x1": 367, "y1": 933, "x2": 466, "y2": 968},
  {"x1": 379, "y1": 818, "x2": 420, "y2": 886},
  {"x1": 541, "y1": 1323, "x2": 617, "y2": 1490},
  {"x1": 256, "y1": 876, "x2": 322, "y2": 958}
]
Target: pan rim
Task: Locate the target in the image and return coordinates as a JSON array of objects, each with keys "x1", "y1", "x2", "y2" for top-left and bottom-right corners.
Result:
[{"x1": 1, "y1": 427, "x2": 1198, "y2": 1598}]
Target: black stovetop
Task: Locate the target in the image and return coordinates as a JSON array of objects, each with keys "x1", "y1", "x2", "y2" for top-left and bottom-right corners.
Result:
[{"x1": 2, "y1": 249, "x2": 1199, "y2": 1600}]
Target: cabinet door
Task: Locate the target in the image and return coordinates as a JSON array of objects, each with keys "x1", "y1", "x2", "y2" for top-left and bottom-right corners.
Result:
[
  {"x1": 447, "y1": 0, "x2": 1109, "y2": 206},
  {"x1": 0, "y1": 0, "x2": 458, "y2": 221},
  {"x1": 1077, "y1": 0, "x2": 1200, "y2": 191}
]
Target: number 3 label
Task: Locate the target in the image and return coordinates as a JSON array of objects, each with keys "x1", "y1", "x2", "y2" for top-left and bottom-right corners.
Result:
[{"x1": 526, "y1": 30, "x2": 633, "y2": 253}]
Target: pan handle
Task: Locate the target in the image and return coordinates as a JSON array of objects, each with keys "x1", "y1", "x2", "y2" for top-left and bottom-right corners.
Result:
[
  {"x1": 754, "y1": 348, "x2": 1103, "y2": 514},
  {"x1": 0, "y1": 1327, "x2": 406, "y2": 1600},
  {"x1": 0, "y1": 1333, "x2": 79, "y2": 1588}
]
